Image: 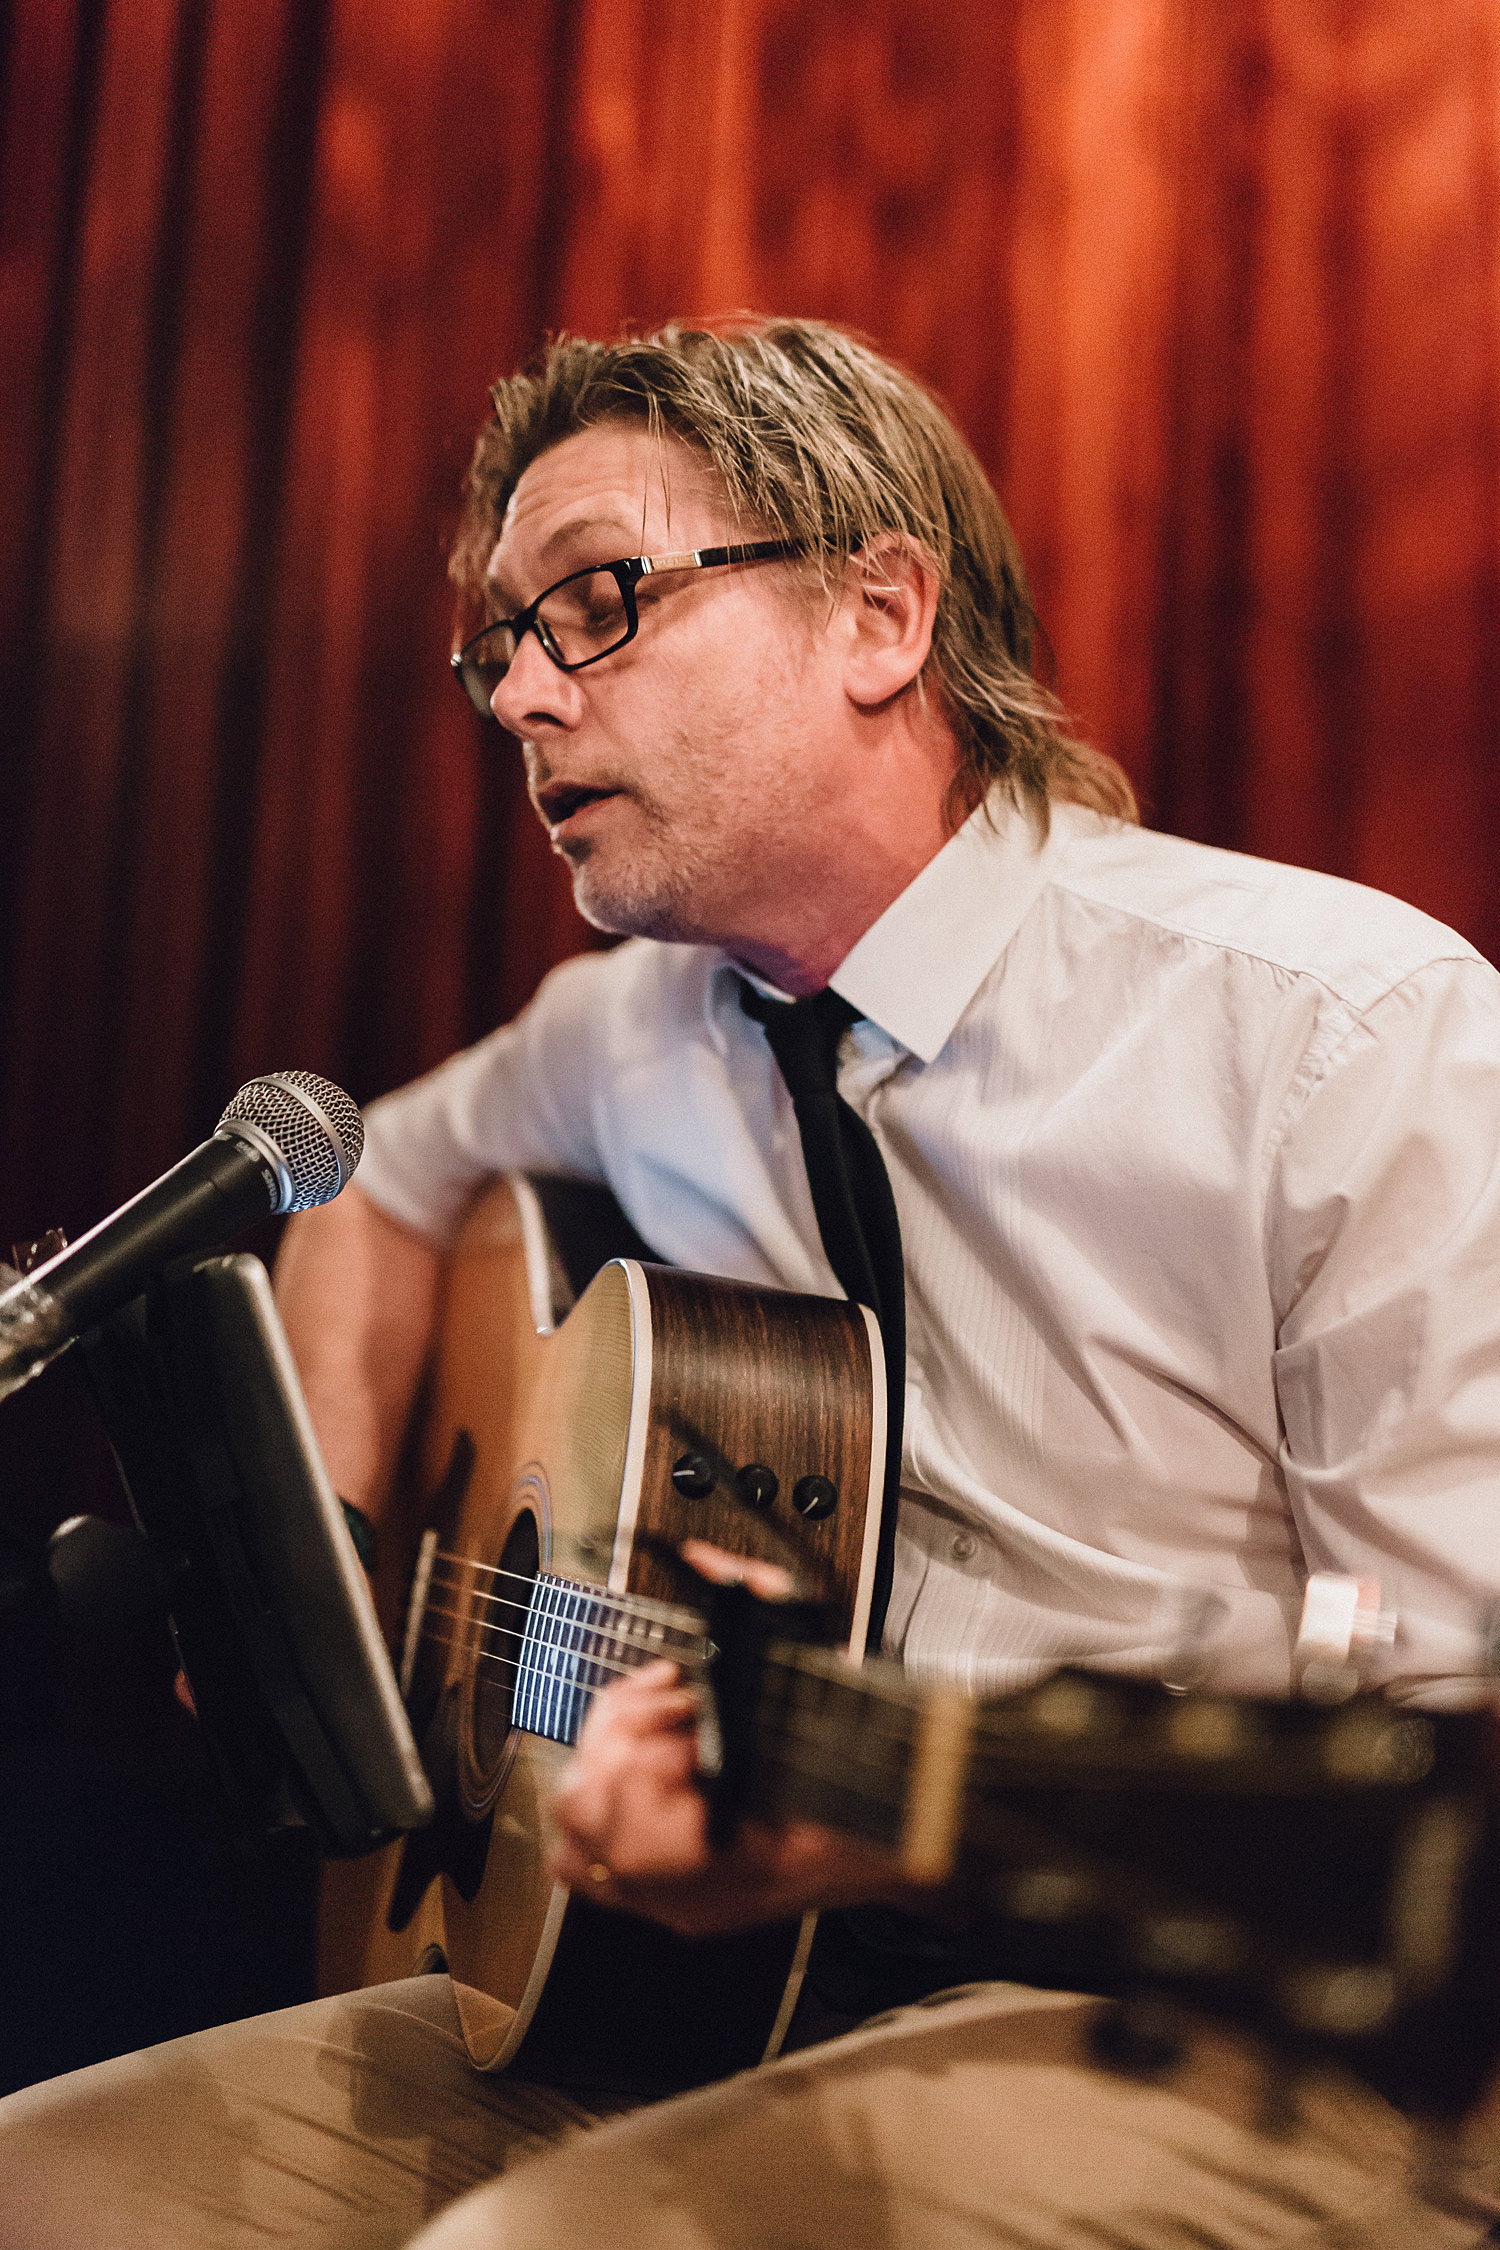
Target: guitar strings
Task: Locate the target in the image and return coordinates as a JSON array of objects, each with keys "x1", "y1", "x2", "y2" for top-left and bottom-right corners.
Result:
[
  {"x1": 422, "y1": 1554, "x2": 704, "y2": 1644},
  {"x1": 411, "y1": 1568, "x2": 875, "y2": 1715},
  {"x1": 415, "y1": 1624, "x2": 704, "y2": 1691},
  {"x1": 412, "y1": 1626, "x2": 712, "y2": 1690},
  {"x1": 403, "y1": 1643, "x2": 916, "y2": 1811},
  {"x1": 424, "y1": 1562, "x2": 702, "y2": 1644},
  {"x1": 416, "y1": 1604, "x2": 665, "y2": 1678},
  {"x1": 402, "y1": 1575, "x2": 1190, "y2": 1822},
  {"x1": 418, "y1": 1560, "x2": 708, "y2": 1673},
  {"x1": 431, "y1": 1547, "x2": 706, "y2": 1637},
  {"x1": 406, "y1": 1570, "x2": 908, "y2": 1783},
  {"x1": 419, "y1": 1568, "x2": 1243, "y2": 1788},
  {"x1": 413, "y1": 1601, "x2": 708, "y2": 1686},
  {"x1": 419, "y1": 1576, "x2": 708, "y2": 1667},
  {"x1": 400, "y1": 1619, "x2": 924, "y2": 1801}
]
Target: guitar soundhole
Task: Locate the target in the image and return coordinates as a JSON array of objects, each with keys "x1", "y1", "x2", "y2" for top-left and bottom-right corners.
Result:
[{"x1": 461, "y1": 1505, "x2": 539, "y2": 1816}]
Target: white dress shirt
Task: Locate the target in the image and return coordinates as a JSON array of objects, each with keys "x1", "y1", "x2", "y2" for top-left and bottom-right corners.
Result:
[{"x1": 360, "y1": 801, "x2": 1500, "y2": 1704}]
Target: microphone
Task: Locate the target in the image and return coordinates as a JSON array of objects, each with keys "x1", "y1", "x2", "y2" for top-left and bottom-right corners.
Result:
[{"x1": 0, "y1": 1071, "x2": 363, "y2": 1403}]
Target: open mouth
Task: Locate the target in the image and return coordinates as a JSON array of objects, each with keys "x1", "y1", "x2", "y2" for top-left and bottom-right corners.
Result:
[{"x1": 537, "y1": 782, "x2": 618, "y2": 831}]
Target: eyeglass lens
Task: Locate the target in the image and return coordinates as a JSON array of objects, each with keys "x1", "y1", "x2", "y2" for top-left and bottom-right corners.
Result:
[{"x1": 457, "y1": 568, "x2": 633, "y2": 713}]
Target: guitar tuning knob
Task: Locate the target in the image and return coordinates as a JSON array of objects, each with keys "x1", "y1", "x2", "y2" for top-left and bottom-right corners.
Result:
[
  {"x1": 735, "y1": 1465, "x2": 778, "y2": 1510},
  {"x1": 671, "y1": 1453, "x2": 716, "y2": 1499},
  {"x1": 793, "y1": 1475, "x2": 837, "y2": 1521}
]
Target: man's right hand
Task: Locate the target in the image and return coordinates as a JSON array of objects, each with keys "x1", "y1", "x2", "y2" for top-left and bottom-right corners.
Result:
[{"x1": 549, "y1": 1654, "x2": 913, "y2": 1938}]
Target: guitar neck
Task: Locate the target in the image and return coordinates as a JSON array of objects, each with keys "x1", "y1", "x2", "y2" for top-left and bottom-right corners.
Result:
[
  {"x1": 733, "y1": 1638, "x2": 1498, "y2": 2092},
  {"x1": 747, "y1": 1645, "x2": 1445, "y2": 1856}
]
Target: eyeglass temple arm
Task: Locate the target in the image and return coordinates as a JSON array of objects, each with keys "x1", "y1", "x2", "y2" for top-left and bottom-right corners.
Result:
[{"x1": 636, "y1": 540, "x2": 804, "y2": 577}]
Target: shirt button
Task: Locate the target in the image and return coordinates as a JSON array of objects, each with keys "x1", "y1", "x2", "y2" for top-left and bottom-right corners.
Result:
[{"x1": 950, "y1": 1531, "x2": 977, "y2": 1562}]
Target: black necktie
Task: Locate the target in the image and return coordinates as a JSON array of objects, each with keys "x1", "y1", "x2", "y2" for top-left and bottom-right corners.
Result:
[{"x1": 740, "y1": 981, "x2": 904, "y2": 1651}]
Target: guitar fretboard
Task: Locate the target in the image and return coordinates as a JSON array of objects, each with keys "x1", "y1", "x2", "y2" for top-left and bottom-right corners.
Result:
[{"x1": 512, "y1": 1572, "x2": 708, "y2": 1746}]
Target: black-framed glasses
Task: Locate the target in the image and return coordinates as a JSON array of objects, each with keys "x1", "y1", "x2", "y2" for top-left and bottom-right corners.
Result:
[{"x1": 451, "y1": 540, "x2": 806, "y2": 717}]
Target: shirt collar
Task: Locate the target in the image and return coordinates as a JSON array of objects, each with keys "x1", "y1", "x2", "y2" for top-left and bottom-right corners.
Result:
[
  {"x1": 827, "y1": 795, "x2": 1057, "y2": 1062},
  {"x1": 708, "y1": 795, "x2": 1065, "y2": 1064}
]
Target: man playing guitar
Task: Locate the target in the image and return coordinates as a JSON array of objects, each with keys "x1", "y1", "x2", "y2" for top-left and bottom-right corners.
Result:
[{"x1": 4, "y1": 318, "x2": 1500, "y2": 2248}]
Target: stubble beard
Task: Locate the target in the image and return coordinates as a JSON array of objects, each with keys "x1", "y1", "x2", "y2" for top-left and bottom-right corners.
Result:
[
  {"x1": 549, "y1": 798, "x2": 717, "y2": 946},
  {"x1": 526, "y1": 705, "x2": 795, "y2": 950}
]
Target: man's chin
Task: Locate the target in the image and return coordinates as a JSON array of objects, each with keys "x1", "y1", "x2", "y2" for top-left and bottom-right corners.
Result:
[{"x1": 565, "y1": 855, "x2": 702, "y2": 946}]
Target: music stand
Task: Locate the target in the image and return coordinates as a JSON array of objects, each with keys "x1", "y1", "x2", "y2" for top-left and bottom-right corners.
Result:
[{"x1": 79, "y1": 1253, "x2": 433, "y2": 1856}]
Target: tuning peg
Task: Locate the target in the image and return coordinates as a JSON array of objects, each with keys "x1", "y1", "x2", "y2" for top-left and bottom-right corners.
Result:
[{"x1": 671, "y1": 1453, "x2": 716, "y2": 1498}]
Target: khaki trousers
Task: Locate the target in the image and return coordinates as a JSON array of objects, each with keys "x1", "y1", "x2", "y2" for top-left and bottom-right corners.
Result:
[{"x1": 0, "y1": 1974, "x2": 1493, "y2": 2250}]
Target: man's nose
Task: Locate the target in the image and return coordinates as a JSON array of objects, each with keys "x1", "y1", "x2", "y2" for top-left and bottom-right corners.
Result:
[{"x1": 488, "y1": 627, "x2": 581, "y2": 733}]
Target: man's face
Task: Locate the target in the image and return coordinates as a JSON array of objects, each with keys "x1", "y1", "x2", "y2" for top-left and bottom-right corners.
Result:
[{"x1": 483, "y1": 421, "x2": 846, "y2": 954}]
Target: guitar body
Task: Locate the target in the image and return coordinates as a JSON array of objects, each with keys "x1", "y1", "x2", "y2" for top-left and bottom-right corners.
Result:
[{"x1": 320, "y1": 1175, "x2": 883, "y2": 2093}]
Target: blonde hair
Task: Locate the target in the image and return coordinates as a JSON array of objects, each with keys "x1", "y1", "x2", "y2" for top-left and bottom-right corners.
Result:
[{"x1": 452, "y1": 319, "x2": 1136, "y2": 827}]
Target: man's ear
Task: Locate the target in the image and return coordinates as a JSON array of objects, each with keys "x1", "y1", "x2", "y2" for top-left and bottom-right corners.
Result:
[{"x1": 841, "y1": 536, "x2": 942, "y2": 710}]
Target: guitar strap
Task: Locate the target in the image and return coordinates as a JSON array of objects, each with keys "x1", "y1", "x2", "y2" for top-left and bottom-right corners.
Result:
[{"x1": 739, "y1": 981, "x2": 905, "y2": 1653}]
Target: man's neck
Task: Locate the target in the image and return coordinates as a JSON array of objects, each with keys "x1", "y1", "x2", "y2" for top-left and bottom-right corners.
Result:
[
  {"x1": 725, "y1": 772, "x2": 980, "y2": 995},
  {"x1": 725, "y1": 825, "x2": 964, "y2": 995}
]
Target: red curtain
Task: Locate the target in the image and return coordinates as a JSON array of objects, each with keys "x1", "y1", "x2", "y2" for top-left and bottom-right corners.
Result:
[{"x1": 2, "y1": 1, "x2": 1498, "y2": 1514}]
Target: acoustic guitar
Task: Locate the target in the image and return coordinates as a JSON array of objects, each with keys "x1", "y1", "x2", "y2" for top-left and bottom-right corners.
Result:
[
  {"x1": 321, "y1": 1175, "x2": 1500, "y2": 2119},
  {"x1": 319, "y1": 1172, "x2": 886, "y2": 2092}
]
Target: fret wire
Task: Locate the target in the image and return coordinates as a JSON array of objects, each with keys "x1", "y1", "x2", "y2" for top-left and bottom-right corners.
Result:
[
  {"x1": 540, "y1": 1579, "x2": 562, "y2": 1739},
  {"x1": 417, "y1": 1601, "x2": 705, "y2": 1682},
  {"x1": 751, "y1": 1694, "x2": 919, "y2": 1785},
  {"x1": 754, "y1": 1730, "x2": 910, "y2": 1797},
  {"x1": 422, "y1": 1559, "x2": 707, "y2": 1649},
  {"x1": 414, "y1": 1642, "x2": 621, "y2": 1722},
  {"x1": 416, "y1": 1623, "x2": 664, "y2": 1689},
  {"x1": 426, "y1": 1547, "x2": 700, "y2": 1626},
  {"x1": 418, "y1": 1574, "x2": 709, "y2": 1658},
  {"x1": 540, "y1": 1578, "x2": 560, "y2": 1739}
]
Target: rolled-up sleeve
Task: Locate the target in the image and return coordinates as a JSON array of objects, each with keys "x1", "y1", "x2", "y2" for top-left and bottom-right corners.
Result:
[{"x1": 1269, "y1": 955, "x2": 1500, "y2": 1702}]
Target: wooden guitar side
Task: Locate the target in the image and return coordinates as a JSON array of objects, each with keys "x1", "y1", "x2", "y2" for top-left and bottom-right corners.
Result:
[{"x1": 319, "y1": 1176, "x2": 881, "y2": 2094}]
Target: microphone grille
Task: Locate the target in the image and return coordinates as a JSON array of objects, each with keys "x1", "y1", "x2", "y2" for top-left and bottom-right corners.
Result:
[{"x1": 218, "y1": 1072, "x2": 365, "y2": 1214}]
